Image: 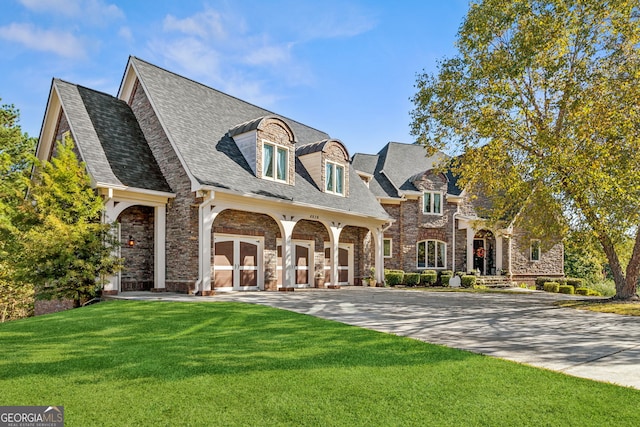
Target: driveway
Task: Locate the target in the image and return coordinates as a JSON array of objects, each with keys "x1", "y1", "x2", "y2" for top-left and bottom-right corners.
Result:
[{"x1": 115, "y1": 287, "x2": 640, "y2": 389}]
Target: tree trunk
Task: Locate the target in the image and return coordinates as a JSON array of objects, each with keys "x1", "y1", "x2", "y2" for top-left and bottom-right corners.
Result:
[{"x1": 600, "y1": 230, "x2": 640, "y2": 301}]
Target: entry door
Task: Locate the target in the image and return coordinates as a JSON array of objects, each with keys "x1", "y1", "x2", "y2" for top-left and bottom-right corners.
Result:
[
  {"x1": 324, "y1": 244, "x2": 353, "y2": 285},
  {"x1": 473, "y1": 238, "x2": 486, "y2": 275},
  {"x1": 213, "y1": 236, "x2": 262, "y2": 290},
  {"x1": 276, "y1": 240, "x2": 313, "y2": 288}
]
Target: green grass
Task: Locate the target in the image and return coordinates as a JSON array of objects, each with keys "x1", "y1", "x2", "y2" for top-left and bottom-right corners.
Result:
[
  {"x1": 1, "y1": 301, "x2": 639, "y2": 426},
  {"x1": 556, "y1": 300, "x2": 640, "y2": 316}
]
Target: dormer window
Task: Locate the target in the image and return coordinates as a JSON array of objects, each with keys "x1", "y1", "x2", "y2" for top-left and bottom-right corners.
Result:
[
  {"x1": 229, "y1": 116, "x2": 296, "y2": 186},
  {"x1": 326, "y1": 161, "x2": 345, "y2": 195},
  {"x1": 262, "y1": 141, "x2": 289, "y2": 182}
]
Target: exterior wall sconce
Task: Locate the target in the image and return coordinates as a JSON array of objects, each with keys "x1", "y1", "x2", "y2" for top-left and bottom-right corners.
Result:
[{"x1": 127, "y1": 235, "x2": 135, "y2": 247}]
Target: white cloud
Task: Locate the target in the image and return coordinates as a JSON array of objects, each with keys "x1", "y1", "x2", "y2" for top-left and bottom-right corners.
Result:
[
  {"x1": 163, "y1": 8, "x2": 226, "y2": 40},
  {"x1": 18, "y1": 0, "x2": 124, "y2": 24},
  {"x1": 153, "y1": 37, "x2": 221, "y2": 79},
  {"x1": 243, "y1": 43, "x2": 292, "y2": 67},
  {"x1": 118, "y1": 26, "x2": 133, "y2": 42},
  {"x1": 150, "y1": 3, "x2": 375, "y2": 106},
  {"x1": 0, "y1": 22, "x2": 85, "y2": 59}
]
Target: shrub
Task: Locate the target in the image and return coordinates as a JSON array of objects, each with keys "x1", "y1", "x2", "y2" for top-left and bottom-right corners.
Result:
[
  {"x1": 420, "y1": 270, "x2": 437, "y2": 286},
  {"x1": 440, "y1": 271, "x2": 453, "y2": 287},
  {"x1": 566, "y1": 278, "x2": 585, "y2": 288},
  {"x1": 587, "y1": 289, "x2": 603, "y2": 296},
  {"x1": 589, "y1": 280, "x2": 615, "y2": 297},
  {"x1": 385, "y1": 270, "x2": 404, "y2": 286},
  {"x1": 455, "y1": 271, "x2": 466, "y2": 278},
  {"x1": 404, "y1": 273, "x2": 421, "y2": 287},
  {"x1": 461, "y1": 275, "x2": 477, "y2": 288},
  {"x1": 575, "y1": 287, "x2": 589, "y2": 296},
  {"x1": 558, "y1": 285, "x2": 575, "y2": 294},
  {"x1": 535, "y1": 277, "x2": 556, "y2": 289},
  {"x1": 543, "y1": 282, "x2": 560, "y2": 293}
]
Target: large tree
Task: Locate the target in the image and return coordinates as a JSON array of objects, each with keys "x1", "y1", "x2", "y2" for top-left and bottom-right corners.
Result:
[
  {"x1": 411, "y1": 0, "x2": 640, "y2": 300},
  {"x1": 18, "y1": 136, "x2": 121, "y2": 308},
  {"x1": 0, "y1": 101, "x2": 35, "y2": 320}
]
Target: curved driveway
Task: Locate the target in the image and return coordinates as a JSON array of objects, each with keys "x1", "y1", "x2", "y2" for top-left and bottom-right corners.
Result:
[{"x1": 118, "y1": 287, "x2": 640, "y2": 389}]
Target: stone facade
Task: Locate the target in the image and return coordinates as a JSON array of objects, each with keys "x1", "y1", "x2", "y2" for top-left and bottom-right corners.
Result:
[
  {"x1": 510, "y1": 228, "x2": 564, "y2": 283},
  {"x1": 379, "y1": 168, "x2": 564, "y2": 280},
  {"x1": 130, "y1": 80, "x2": 199, "y2": 293}
]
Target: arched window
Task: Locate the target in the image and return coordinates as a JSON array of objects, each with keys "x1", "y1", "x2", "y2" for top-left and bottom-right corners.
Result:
[{"x1": 417, "y1": 240, "x2": 446, "y2": 269}]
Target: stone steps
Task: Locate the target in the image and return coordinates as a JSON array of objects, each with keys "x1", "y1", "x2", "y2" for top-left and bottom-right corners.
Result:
[{"x1": 477, "y1": 275, "x2": 514, "y2": 288}]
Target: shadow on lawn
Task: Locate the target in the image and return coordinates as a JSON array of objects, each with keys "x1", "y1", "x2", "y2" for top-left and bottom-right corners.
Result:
[{"x1": 0, "y1": 300, "x2": 475, "y2": 381}]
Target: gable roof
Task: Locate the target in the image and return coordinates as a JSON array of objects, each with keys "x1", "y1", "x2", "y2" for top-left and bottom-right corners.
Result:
[
  {"x1": 121, "y1": 57, "x2": 389, "y2": 220},
  {"x1": 352, "y1": 142, "x2": 463, "y2": 199},
  {"x1": 50, "y1": 79, "x2": 172, "y2": 193}
]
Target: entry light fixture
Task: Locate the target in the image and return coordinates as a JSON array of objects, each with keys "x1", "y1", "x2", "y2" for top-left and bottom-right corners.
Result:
[{"x1": 127, "y1": 235, "x2": 135, "y2": 247}]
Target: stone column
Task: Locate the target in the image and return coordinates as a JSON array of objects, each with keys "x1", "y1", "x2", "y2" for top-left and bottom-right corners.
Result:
[{"x1": 495, "y1": 235, "x2": 503, "y2": 272}]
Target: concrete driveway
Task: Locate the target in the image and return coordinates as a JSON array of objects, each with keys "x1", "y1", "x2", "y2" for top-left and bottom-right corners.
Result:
[{"x1": 115, "y1": 287, "x2": 640, "y2": 390}]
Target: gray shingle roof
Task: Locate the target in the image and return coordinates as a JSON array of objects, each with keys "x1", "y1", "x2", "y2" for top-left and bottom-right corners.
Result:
[
  {"x1": 54, "y1": 79, "x2": 171, "y2": 193},
  {"x1": 352, "y1": 142, "x2": 463, "y2": 198},
  {"x1": 129, "y1": 57, "x2": 389, "y2": 220}
]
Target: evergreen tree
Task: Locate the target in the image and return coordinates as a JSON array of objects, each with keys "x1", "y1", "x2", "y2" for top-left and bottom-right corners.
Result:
[
  {"x1": 19, "y1": 136, "x2": 121, "y2": 307},
  {"x1": 0, "y1": 100, "x2": 35, "y2": 321}
]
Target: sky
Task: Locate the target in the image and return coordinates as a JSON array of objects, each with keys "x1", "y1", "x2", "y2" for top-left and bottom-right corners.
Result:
[{"x1": 1, "y1": 0, "x2": 471, "y2": 156}]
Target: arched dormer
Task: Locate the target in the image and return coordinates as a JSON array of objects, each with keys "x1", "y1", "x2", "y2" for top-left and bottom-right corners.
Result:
[
  {"x1": 229, "y1": 115, "x2": 296, "y2": 185},
  {"x1": 297, "y1": 139, "x2": 350, "y2": 196}
]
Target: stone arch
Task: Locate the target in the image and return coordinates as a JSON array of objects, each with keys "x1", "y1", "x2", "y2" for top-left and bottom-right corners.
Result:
[
  {"x1": 211, "y1": 208, "x2": 281, "y2": 291},
  {"x1": 118, "y1": 205, "x2": 155, "y2": 291},
  {"x1": 473, "y1": 229, "x2": 496, "y2": 275}
]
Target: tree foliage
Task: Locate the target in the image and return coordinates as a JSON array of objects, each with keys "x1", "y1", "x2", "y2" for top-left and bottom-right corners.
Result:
[
  {"x1": 0, "y1": 100, "x2": 35, "y2": 321},
  {"x1": 411, "y1": 0, "x2": 640, "y2": 299},
  {"x1": 18, "y1": 136, "x2": 121, "y2": 307}
]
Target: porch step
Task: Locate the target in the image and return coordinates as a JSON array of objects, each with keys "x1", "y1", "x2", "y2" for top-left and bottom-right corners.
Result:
[{"x1": 477, "y1": 275, "x2": 514, "y2": 288}]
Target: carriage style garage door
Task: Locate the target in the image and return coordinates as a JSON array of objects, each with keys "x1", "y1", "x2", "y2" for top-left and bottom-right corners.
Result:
[
  {"x1": 213, "y1": 235, "x2": 262, "y2": 290},
  {"x1": 324, "y1": 243, "x2": 353, "y2": 285},
  {"x1": 277, "y1": 240, "x2": 313, "y2": 288}
]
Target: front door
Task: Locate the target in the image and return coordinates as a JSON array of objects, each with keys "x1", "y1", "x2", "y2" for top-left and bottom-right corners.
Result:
[
  {"x1": 473, "y1": 238, "x2": 486, "y2": 275},
  {"x1": 213, "y1": 236, "x2": 262, "y2": 290}
]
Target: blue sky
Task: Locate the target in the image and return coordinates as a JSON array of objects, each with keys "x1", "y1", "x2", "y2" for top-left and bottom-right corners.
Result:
[{"x1": 1, "y1": 0, "x2": 470, "y2": 156}]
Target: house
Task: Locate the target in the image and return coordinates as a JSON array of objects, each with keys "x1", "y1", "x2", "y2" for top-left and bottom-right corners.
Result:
[
  {"x1": 34, "y1": 57, "x2": 562, "y2": 295},
  {"x1": 35, "y1": 56, "x2": 392, "y2": 294},
  {"x1": 351, "y1": 142, "x2": 564, "y2": 284}
]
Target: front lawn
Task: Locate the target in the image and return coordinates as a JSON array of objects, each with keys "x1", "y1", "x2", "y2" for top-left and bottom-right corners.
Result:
[{"x1": 1, "y1": 300, "x2": 638, "y2": 426}]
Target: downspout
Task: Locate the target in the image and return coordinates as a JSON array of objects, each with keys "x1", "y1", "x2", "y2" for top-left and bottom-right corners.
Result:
[{"x1": 196, "y1": 190, "x2": 216, "y2": 295}]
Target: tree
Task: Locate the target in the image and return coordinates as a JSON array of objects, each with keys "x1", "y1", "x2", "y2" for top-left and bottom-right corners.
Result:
[
  {"x1": 0, "y1": 100, "x2": 36, "y2": 320},
  {"x1": 18, "y1": 136, "x2": 121, "y2": 307},
  {"x1": 411, "y1": 0, "x2": 640, "y2": 300}
]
